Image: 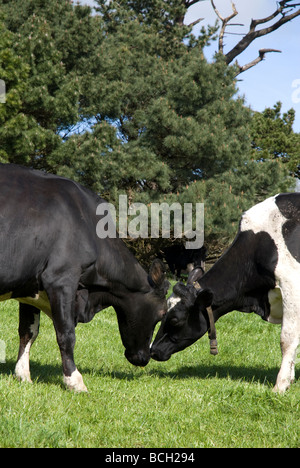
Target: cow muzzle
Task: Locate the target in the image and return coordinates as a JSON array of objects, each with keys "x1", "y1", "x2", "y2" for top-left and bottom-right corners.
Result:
[
  {"x1": 150, "y1": 334, "x2": 173, "y2": 362},
  {"x1": 150, "y1": 347, "x2": 171, "y2": 362},
  {"x1": 125, "y1": 349, "x2": 150, "y2": 367}
]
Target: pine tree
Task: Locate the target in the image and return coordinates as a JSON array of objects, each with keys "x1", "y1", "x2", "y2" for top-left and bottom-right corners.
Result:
[
  {"x1": 91, "y1": 0, "x2": 251, "y2": 193},
  {"x1": 0, "y1": 21, "x2": 30, "y2": 163},
  {"x1": 91, "y1": 0, "x2": 290, "y2": 250},
  {"x1": 0, "y1": 0, "x2": 291, "y2": 258},
  {"x1": 0, "y1": 0, "x2": 101, "y2": 169},
  {"x1": 251, "y1": 102, "x2": 300, "y2": 179}
]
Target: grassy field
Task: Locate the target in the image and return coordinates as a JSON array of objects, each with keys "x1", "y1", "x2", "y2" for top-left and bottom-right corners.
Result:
[{"x1": 0, "y1": 292, "x2": 299, "y2": 448}]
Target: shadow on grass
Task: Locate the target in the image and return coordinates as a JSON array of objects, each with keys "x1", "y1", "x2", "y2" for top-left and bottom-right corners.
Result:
[
  {"x1": 106, "y1": 364, "x2": 281, "y2": 387},
  {"x1": 149, "y1": 364, "x2": 281, "y2": 387},
  {"x1": 0, "y1": 359, "x2": 63, "y2": 387},
  {"x1": 1, "y1": 359, "x2": 299, "y2": 390}
]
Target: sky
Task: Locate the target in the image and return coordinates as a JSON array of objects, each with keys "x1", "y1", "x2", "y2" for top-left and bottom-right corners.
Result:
[
  {"x1": 185, "y1": 0, "x2": 300, "y2": 132},
  {"x1": 79, "y1": 0, "x2": 300, "y2": 132}
]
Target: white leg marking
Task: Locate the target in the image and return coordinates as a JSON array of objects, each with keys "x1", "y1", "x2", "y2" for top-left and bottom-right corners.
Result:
[
  {"x1": 15, "y1": 314, "x2": 40, "y2": 383},
  {"x1": 63, "y1": 369, "x2": 88, "y2": 393},
  {"x1": 273, "y1": 278, "x2": 300, "y2": 394},
  {"x1": 15, "y1": 341, "x2": 32, "y2": 383}
]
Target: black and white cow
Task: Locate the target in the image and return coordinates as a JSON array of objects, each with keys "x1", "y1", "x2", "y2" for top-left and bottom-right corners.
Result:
[
  {"x1": 0, "y1": 164, "x2": 169, "y2": 392},
  {"x1": 151, "y1": 193, "x2": 300, "y2": 393}
]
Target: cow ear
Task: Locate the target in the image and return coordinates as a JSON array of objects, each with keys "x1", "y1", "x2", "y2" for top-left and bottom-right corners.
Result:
[
  {"x1": 187, "y1": 266, "x2": 205, "y2": 286},
  {"x1": 148, "y1": 259, "x2": 167, "y2": 289},
  {"x1": 195, "y1": 288, "x2": 213, "y2": 308}
]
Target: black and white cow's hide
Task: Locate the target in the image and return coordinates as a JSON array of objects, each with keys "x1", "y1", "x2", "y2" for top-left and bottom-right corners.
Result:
[{"x1": 151, "y1": 193, "x2": 300, "y2": 393}]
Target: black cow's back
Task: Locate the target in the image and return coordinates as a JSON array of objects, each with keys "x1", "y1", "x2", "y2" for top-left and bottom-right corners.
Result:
[
  {"x1": 0, "y1": 165, "x2": 99, "y2": 290},
  {"x1": 0, "y1": 164, "x2": 148, "y2": 294}
]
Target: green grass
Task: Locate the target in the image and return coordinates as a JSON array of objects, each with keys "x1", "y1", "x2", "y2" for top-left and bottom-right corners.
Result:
[{"x1": 0, "y1": 293, "x2": 299, "y2": 448}]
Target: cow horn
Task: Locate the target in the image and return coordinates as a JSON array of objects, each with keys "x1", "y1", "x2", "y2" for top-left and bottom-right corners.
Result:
[
  {"x1": 187, "y1": 266, "x2": 204, "y2": 286},
  {"x1": 190, "y1": 282, "x2": 218, "y2": 356},
  {"x1": 207, "y1": 306, "x2": 218, "y2": 355},
  {"x1": 193, "y1": 293, "x2": 217, "y2": 355}
]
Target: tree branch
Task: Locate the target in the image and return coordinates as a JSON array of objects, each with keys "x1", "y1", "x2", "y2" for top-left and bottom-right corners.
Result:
[
  {"x1": 182, "y1": 0, "x2": 300, "y2": 74},
  {"x1": 236, "y1": 48, "x2": 282, "y2": 74},
  {"x1": 185, "y1": 0, "x2": 206, "y2": 7},
  {"x1": 226, "y1": 2, "x2": 300, "y2": 64},
  {"x1": 188, "y1": 17, "x2": 204, "y2": 28},
  {"x1": 210, "y1": 0, "x2": 238, "y2": 54}
]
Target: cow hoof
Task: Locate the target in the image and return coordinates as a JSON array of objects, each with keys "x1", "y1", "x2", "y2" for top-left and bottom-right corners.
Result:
[
  {"x1": 272, "y1": 382, "x2": 290, "y2": 394},
  {"x1": 64, "y1": 369, "x2": 88, "y2": 393},
  {"x1": 14, "y1": 364, "x2": 33, "y2": 383},
  {"x1": 14, "y1": 372, "x2": 33, "y2": 384}
]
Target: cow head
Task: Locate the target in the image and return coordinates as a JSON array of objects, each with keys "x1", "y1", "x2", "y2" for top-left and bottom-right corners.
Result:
[
  {"x1": 117, "y1": 259, "x2": 170, "y2": 367},
  {"x1": 151, "y1": 267, "x2": 213, "y2": 362}
]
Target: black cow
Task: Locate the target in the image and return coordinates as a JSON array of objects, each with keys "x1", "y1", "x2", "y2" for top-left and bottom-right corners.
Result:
[
  {"x1": 159, "y1": 245, "x2": 207, "y2": 279},
  {"x1": 0, "y1": 164, "x2": 169, "y2": 392},
  {"x1": 151, "y1": 193, "x2": 300, "y2": 393}
]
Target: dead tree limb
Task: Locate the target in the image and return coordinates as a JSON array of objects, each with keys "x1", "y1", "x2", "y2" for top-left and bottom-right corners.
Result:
[
  {"x1": 179, "y1": 1, "x2": 300, "y2": 74},
  {"x1": 207, "y1": 0, "x2": 300, "y2": 74},
  {"x1": 210, "y1": 1, "x2": 238, "y2": 54},
  {"x1": 188, "y1": 17, "x2": 205, "y2": 28},
  {"x1": 237, "y1": 48, "x2": 282, "y2": 74},
  {"x1": 224, "y1": 1, "x2": 300, "y2": 65}
]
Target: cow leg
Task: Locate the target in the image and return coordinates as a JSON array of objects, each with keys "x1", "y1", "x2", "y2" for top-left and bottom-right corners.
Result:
[
  {"x1": 273, "y1": 296, "x2": 300, "y2": 394},
  {"x1": 46, "y1": 284, "x2": 87, "y2": 393},
  {"x1": 15, "y1": 303, "x2": 40, "y2": 383}
]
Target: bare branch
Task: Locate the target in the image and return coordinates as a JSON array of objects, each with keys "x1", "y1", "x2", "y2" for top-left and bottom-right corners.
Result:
[
  {"x1": 226, "y1": 2, "x2": 300, "y2": 64},
  {"x1": 236, "y1": 49, "x2": 282, "y2": 74},
  {"x1": 184, "y1": 0, "x2": 206, "y2": 7},
  {"x1": 188, "y1": 17, "x2": 204, "y2": 28},
  {"x1": 226, "y1": 32, "x2": 247, "y2": 36},
  {"x1": 182, "y1": 0, "x2": 300, "y2": 74},
  {"x1": 210, "y1": 0, "x2": 224, "y2": 22},
  {"x1": 211, "y1": 0, "x2": 238, "y2": 54},
  {"x1": 249, "y1": 4, "x2": 286, "y2": 29}
]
